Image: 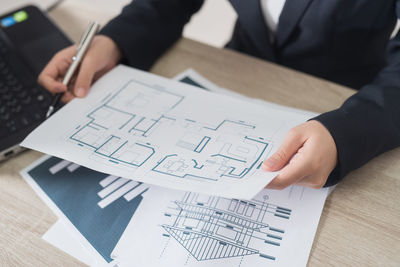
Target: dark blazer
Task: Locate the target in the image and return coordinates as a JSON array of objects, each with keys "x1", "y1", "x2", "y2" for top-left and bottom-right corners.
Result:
[{"x1": 100, "y1": 0, "x2": 400, "y2": 187}]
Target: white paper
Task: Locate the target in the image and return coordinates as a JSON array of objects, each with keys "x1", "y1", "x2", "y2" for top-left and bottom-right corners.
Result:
[
  {"x1": 22, "y1": 70, "x2": 330, "y2": 267},
  {"x1": 26, "y1": 69, "x2": 261, "y2": 266},
  {"x1": 21, "y1": 65, "x2": 313, "y2": 199},
  {"x1": 112, "y1": 185, "x2": 329, "y2": 267},
  {"x1": 173, "y1": 69, "x2": 318, "y2": 117},
  {"x1": 42, "y1": 221, "x2": 96, "y2": 266}
]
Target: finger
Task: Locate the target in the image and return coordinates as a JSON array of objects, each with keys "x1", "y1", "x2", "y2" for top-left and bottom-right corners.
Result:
[
  {"x1": 67, "y1": 77, "x2": 77, "y2": 92},
  {"x1": 38, "y1": 60, "x2": 70, "y2": 93},
  {"x1": 38, "y1": 47, "x2": 76, "y2": 93},
  {"x1": 265, "y1": 153, "x2": 311, "y2": 190},
  {"x1": 262, "y1": 129, "x2": 307, "y2": 171},
  {"x1": 293, "y1": 175, "x2": 314, "y2": 188},
  {"x1": 295, "y1": 173, "x2": 327, "y2": 189},
  {"x1": 73, "y1": 57, "x2": 97, "y2": 98},
  {"x1": 93, "y1": 67, "x2": 112, "y2": 83},
  {"x1": 61, "y1": 91, "x2": 75, "y2": 103},
  {"x1": 38, "y1": 74, "x2": 67, "y2": 94}
]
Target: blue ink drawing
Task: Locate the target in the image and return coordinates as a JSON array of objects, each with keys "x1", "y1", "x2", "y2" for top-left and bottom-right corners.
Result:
[{"x1": 161, "y1": 192, "x2": 292, "y2": 262}]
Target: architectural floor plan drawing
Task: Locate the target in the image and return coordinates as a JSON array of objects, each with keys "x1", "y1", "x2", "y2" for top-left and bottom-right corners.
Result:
[
  {"x1": 20, "y1": 70, "x2": 328, "y2": 267},
  {"x1": 69, "y1": 79, "x2": 270, "y2": 183},
  {"x1": 22, "y1": 65, "x2": 312, "y2": 199}
]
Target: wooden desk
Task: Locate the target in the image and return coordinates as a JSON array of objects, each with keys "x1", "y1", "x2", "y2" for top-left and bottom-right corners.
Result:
[{"x1": 1, "y1": 2, "x2": 399, "y2": 266}]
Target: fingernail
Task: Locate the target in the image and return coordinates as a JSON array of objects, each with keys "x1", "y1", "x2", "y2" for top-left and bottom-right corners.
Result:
[
  {"x1": 75, "y1": 87, "x2": 86, "y2": 97},
  {"x1": 262, "y1": 158, "x2": 277, "y2": 170}
]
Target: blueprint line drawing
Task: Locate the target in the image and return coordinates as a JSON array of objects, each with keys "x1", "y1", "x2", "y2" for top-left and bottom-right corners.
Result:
[
  {"x1": 110, "y1": 185, "x2": 328, "y2": 267},
  {"x1": 23, "y1": 65, "x2": 315, "y2": 198},
  {"x1": 160, "y1": 192, "x2": 292, "y2": 262},
  {"x1": 67, "y1": 79, "x2": 271, "y2": 184}
]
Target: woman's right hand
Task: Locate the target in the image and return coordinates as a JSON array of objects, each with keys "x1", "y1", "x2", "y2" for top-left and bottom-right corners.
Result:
[{"x1": 38, "y1": 35, "x2": 122, "y2": 102}]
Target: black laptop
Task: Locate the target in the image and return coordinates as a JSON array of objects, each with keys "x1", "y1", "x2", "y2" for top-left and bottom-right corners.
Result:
[{"x1": 0, "y1": 5, "x2": 71, "y2": 161}]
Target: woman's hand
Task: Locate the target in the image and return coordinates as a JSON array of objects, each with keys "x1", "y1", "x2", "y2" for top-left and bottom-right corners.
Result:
[
  {"x1": 262, "y1": 120, "x2": 338, "y2": 189},
  {"x1": 38, "y1": 35, "x2": 122, "y2": 102}
]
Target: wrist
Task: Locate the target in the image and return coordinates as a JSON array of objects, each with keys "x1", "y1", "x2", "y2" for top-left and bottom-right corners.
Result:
[{"x1": 97, "y1": 34, "x2": 123, "y2": 64}]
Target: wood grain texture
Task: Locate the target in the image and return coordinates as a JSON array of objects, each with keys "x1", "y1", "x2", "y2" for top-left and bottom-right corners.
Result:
[
  {"x1": 0, "y1": 1, "x2": 399, "y2": 266},
  {"x1": 0, "y1": 150, "x2": 86, "y2": 267}
]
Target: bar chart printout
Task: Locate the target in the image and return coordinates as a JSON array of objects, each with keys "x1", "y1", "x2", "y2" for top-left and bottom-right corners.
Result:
[{"x1": 22, "y1": 156, "x2": 150, "y2": 263}]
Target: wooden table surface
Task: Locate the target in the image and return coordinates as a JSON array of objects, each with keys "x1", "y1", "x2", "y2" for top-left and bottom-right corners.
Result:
[{"x1": 0, "y1": 2, "x2": 399, "y2": 266}]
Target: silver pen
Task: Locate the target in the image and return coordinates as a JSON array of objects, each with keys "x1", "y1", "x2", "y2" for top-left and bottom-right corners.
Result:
[{"x1": 46, "y1": 21, "x2": 100, "y2": 118}]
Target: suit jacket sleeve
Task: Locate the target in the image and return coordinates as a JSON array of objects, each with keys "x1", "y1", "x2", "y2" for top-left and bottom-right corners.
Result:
[
  {"x1": 314, "y1": 2, "x2": 400, "y2": 186},
  {"x1": 99, "y1": 0, "x2": 204, "y2": 70}
]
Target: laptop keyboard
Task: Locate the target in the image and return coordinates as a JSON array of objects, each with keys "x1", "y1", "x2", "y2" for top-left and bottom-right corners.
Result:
[{"x1": 0, "y1": 38, "x2": 52, "y2": 139}]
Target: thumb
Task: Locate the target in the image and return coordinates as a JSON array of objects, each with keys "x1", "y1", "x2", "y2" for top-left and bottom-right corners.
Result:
[
  {"x1": 73, "y1": 59, "x2": 97, "y2": 98},
  {"x1": 262, "y1": 129, "x2": 306, "y2": 171}
]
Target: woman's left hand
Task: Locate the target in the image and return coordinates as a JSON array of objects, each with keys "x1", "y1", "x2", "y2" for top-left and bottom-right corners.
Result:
[{"x1": 262, "y1": 120, "x2": 338, "y2": 189}]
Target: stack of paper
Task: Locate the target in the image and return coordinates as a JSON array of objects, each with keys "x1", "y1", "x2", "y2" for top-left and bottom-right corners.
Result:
[{"x1": 20, "y1": 69, "x2": 331, "y2": 267}]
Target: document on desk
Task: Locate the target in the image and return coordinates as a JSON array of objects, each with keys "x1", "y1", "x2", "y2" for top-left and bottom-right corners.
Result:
[
  {"x1": 20, "y1": 155, "x2": 126, "y2": 266},
  {"x1": 20, "y1": 70, "x2": 327, "y2": 267},
  {"x1": 112, "y1": 185, "x2": 329, "y2": 267},
  {"x1": 19, "y1": 71, "x2": 222, "y2": 266},
  {"x1": 21, "y1": 65, "x2": 313, "y2": 199},
  {"x1": 42, "y1": 220, "x2": 97, "y2": 266},
  {"x1": 21, "y1": 154, "x2": 329, "y2": 267},
  {"x1": 173, "y1": 69, "x2": 318, "y2": 118}
]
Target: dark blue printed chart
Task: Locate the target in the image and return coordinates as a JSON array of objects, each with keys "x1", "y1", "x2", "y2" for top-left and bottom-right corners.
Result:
[{"x1": 28, "y1": 157, "x2": 149, "y2": 262}]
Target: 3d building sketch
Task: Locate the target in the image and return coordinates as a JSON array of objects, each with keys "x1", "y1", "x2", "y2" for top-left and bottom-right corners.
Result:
[{"x1": 161, "y1": 192, "x2": 292, "y2": 262}]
